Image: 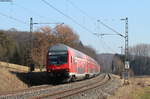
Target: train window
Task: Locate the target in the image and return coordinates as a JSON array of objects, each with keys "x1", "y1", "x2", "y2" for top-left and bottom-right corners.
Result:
[
  {"x1": 48, "y1": 51, "x2": 68, "y2": 65},
  {"x1": 49, "y1": 56, "x2": 57, "y2": 65},
  {"x1": 74, "y1": 57, "x2": 77, "y2": 64}
]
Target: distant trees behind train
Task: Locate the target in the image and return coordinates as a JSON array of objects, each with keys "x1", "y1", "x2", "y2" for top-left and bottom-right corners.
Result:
[
  {"x1": 112, "y1": 44, "x2": 150, "y2": 75},
  {"x1": 97, "y1": 53, "x2": 114, "y2": 73},
  {"x1": 0, "y1": 25, "x2": 98, "y2": 70}
]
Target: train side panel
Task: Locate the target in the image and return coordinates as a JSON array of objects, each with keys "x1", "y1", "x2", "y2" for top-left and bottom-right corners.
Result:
[{"x1": 68, "y1": 48, "x2": 88, "y2": 78}]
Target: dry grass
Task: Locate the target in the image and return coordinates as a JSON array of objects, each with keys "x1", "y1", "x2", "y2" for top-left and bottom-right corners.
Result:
[
  {"x1": 108, "y1": 76, "x2": 150, "y2": 99},
  {"x1": 0, "y1": 61, "x2": 29, "y2": 72},
  {"x1": 0, "y1": 67, "x2": 28, "y2": 93},
  {"x1": 0, "y1": 61, "x2": 46, "y2": 72},
  {"x1": 0, "y1": 62, "x2": 49, "y2": 93}
]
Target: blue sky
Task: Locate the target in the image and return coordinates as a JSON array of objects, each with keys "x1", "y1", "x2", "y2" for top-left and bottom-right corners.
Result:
[{"x1": 0, "y1": 0, "x2": 150, "y2": 54}]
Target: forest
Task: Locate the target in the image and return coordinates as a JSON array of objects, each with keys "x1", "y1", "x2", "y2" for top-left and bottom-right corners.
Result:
[{"x1": 0, "y1": 25, "x2": 98, "y2": 70}]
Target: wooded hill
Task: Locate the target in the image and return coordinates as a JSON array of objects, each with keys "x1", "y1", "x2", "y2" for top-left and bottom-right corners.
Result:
[{"x1": 0, "y1": 25, "x2": 98, "y2": 70}]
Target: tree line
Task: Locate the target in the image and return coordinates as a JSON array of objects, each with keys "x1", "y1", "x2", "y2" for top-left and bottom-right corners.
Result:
[
  {"x1": 0, "y1": 25, "x2": 99, "y2": 70},
  {"x1": 112, "y1": 44, "x2": 150, "y2": 75}
]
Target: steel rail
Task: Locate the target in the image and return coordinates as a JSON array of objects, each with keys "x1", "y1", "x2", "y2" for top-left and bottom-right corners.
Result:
[
  {"x1": 30, "y1": 74, "x2": 111, "y2": 99},
  {"x1": 0, "y1": 85, "x2": 52, "y2": 96}
]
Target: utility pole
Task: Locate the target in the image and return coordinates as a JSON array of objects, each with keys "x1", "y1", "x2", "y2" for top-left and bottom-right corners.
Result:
[
  {"x1": 121, "y1": 17, "x2": 130, "y2": 84},
  {"x1": 28, "y1": 17, "x2": 64, "y2": 71},
  {"x1": 27, "y1": 17, "x2": 33, "y2": 72},
  {"x1": 121, "y1": 17, "x2": 129, "y2": 64},
  {"x1": 95, "y1": 18, "x2": 130, "y2": 84},
  {"x1": 30, "y1": 17, "x2": 34, "y2": 54},
  {"x1": 30, "y1": 17, "x2": 33, "y2": 52},
  {"x1": 119, "y1": 46, "x2": 123, "y2": 55},
  {"x1": 30, "y1": 17, "x2": 33, "y2": 33}
]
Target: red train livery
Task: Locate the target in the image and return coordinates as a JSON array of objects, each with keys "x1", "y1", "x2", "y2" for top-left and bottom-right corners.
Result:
[{"x1": 46, "y1": 44, "x2": 100, "y2": 81}]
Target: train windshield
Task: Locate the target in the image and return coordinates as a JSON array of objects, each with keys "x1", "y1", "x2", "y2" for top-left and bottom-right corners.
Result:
[{"x1": 48, "y1": 51, "x2": 68, "y2": 65}]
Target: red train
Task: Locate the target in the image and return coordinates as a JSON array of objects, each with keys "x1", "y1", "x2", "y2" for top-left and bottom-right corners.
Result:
[{"x1": 46, "y1": 44, "x2": 100, "y2": 81}]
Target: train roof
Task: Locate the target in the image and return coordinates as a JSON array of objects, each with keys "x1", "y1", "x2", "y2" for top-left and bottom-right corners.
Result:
[
  {"x1": 48, "y1": 44, "x2": 69, "y2": 52},
  {"x1": 48, "y1": 44, "x2": 85, "y2": 56}
]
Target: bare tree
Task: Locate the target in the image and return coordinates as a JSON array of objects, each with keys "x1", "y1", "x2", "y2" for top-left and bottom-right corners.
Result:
[
  {"x1": 129, "y1": 44, "x2": 150, "y2": 75},
  {"x1": 31, "y1": 31, "x2": 49, "y2": 71},
  {"x1": 112, "y1": 54, "x2": 124, "y2": 75},
  {"x1": 54, "y1": 25, "x2": 80, "y2": 46},
  {"x1": 31, "y1": 25, "x2": 80, "y2": 71},
  {"x1": 129, "y1": 44, "x2": 150, "y2": 57}
]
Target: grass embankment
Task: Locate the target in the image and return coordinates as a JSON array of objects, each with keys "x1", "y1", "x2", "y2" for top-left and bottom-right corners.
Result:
[
  {"x1": 0, "y1": 61, "x2": 29, "y2": 72},
  {"x1": 0, "y1": 67, "x2": 28, "y2": 92},
  {"x1": 0, "y1": 61, "x2": 29, "y2": 92},
  {"x1": 0, "y1": 61, "x2": 50, "y2": 93},
  {"x1": 109, "y1": 76, "x2": 150, "y2": 99}
]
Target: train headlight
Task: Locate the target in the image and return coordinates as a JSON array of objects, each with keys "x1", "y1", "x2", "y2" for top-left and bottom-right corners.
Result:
[{"x1": 49, "y1": 52, "x2": 52, "y2": 55}]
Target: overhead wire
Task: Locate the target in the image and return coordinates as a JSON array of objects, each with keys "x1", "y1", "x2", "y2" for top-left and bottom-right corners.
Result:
[
  {"x1": 41, "y1": 0, "x2": 93, "y2": 34},
  {"x1": 65, "y1": 0, "x2": 122, "y2": 36},
  {"x1": 0, "y1": 1, "x2": 63, "y2": 31},
  {"x1": 65, "y1": 0, "x2": 117, "y2": 53},
  {"x1": 41, "y1": 0, "x2": 117, "y2": 53},
  {"x1": 13, "y1": 3, "x2": 48, "y2": 19},
  {"x1": 65, "y1": 0, "x2": 94, "y2": 20},
  {"x1": 97, "y1": 20, "x2": 123, "y2": 36},
  {"x1": 13, "y1": 2, "x2": 67, "y2": 31},
  {"x1": 95, "y1": 35, "x2": 117, "y2": 53},
  {"x1": 100, "y1": 39, "x2": 117, "y2": 53},
  {"x1": 0, "y1": 0, "x2": 118, "y2": 53},
  {"x1": 0, "y1": 12, "x2": 28, "y2": 25}
]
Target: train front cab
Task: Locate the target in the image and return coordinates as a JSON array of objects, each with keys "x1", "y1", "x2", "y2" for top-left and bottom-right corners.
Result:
[{"x1": 46, "y1": 45, "x2": 71, "y2": 79}]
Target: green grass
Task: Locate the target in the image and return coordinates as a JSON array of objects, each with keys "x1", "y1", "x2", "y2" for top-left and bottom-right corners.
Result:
[
  {"x1": 139, "y1": 86, "x2": 150, "y2": 99},
  {"x1": 131, "y1": 86, "x2": 150, "y2": 99}
]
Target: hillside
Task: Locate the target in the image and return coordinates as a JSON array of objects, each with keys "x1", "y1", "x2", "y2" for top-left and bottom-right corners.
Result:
[
  {"x1": 0, "y1": 62, "x2": 49, "y2": 93},
  {"x1": 97, "y1": 53, "x2": 114, "y2": 72},
  {"x1": 0, "y1": 66, "x2": 28, "y2": 93}
]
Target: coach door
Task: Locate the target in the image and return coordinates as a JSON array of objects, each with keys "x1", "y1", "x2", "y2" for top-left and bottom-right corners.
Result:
[
  {"x1": 87, "y1": 62, "x2": 90, "y2": 73},
  {"x1": 73, "y1": 56, "x2": 78, "y2": 73}
]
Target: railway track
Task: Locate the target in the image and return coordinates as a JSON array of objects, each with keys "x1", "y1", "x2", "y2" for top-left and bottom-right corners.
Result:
[
  {"x1": 30, "y1": 73, "x2": 112, "y2": 99},
  {"x1": 0, "y1": 73, "x2": 112, "y2": 99},
  {"x1": 0, "y1": 85, "x2": 53, "y2": 99}
]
